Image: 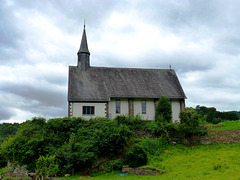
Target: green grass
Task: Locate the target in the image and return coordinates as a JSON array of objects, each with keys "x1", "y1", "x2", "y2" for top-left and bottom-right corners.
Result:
[
  {"x1": 148, "y1": 144, "x2": 240, "y2": 179},
  {"x1": 59, "y1": 144, "x2": 240, "y2": 180},
  {"x1": 208, "y1": 120, "x2": 240, "y2": 131}
]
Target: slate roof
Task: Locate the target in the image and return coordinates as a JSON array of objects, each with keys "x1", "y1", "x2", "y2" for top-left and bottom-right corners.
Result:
[{"x1": 68, "y1": 66, "x2": 186, "y2": 102}]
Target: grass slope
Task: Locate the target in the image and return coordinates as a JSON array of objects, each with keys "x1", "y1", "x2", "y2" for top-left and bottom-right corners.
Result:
[
  {"x1": 149, "y1": 144, "x2": 240, "y2": 179},
  {"x1": 208, "y1": 121, "x2": 240, "y2": 131},
  {"x1": 59, "y1": 144, "x2": 240, "y2": 180}
]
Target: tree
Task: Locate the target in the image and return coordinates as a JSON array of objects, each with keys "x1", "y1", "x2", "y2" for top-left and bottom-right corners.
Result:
[{"x1": 155, "y1": 96, "x2": 172, "y2": 123}]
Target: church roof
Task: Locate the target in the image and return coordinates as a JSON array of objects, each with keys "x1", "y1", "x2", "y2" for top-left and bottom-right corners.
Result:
[
  {"x1": 68, "y1": 66, "x2": 186, "y2": 102},
  {"x1": 77, "y1": 26, "x2": 90, "y2": 55}
]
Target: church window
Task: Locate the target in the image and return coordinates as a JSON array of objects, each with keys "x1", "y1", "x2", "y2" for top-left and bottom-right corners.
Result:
[
  {"x1": 83, "y1": 106, "x2": 95, "y2": 115},
  {"x1": 116, "y1": 100, "x2": 120, "y2": 113},
  {"x1": 141, "y1": 100, "x2": 146, "y2": 114}
]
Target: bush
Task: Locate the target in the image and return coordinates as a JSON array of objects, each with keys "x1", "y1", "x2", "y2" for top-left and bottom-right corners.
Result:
[
  {"x1": 155, "y1": 96, "x2": 172, "y2": 123},
  {"x1": 114, "y1": 115, "x2": 144, "y2": 130},
  {"x1": 140, "y1": 138, "x2": 169, "y2": 156},
  {"x1": 147, "y1": 121, "x2": 167, "y2": 137},
  {"x1": 35, "y1": 155, "x2": 59, "y2": 179},
  {"x1": 124, "y1": 144, "x2": 147, "y2": 167},
  {"x1": 105, "y1": 160, "x2": 124, "y2": 173},
  {"x1": 178, "y1": 111, "x2": 205, "y2": 136},
  {"x1": 55, "y1": 118, "x2": 132, "y2": 173},
  {"x1": 212, "y1": 117, "x2": 223, "y2": 124}
]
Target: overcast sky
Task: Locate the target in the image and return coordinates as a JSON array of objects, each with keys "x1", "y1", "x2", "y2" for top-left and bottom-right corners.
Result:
[{"x1": 0, "y1": 0, "x2": 240, "y2": 123}]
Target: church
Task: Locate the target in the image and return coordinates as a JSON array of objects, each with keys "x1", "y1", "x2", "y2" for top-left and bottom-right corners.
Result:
[{"x1": 68, "y1": 25, "x2": 186, "y2": 122}]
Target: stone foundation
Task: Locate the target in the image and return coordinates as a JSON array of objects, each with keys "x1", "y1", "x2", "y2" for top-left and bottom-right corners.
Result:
[
  {"x1": 200, "y1": 129, "x2": 240, "y2": 144},
  {"x1": 122, "y1": 165, "x2": 163, "y2": 175}
]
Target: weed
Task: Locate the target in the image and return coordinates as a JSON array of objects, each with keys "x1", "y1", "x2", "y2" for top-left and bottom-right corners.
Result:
[{"x1": 213, "y1": 164, "x2": 222, "y2": 170}]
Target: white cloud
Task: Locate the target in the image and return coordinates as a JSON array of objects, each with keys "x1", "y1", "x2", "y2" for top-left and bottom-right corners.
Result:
[{"x1": 0, "y1": 0, "x2": 240, "y2": 122}]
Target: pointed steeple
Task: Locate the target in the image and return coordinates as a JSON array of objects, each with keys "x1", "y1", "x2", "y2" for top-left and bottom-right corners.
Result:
[
  {"x1": 77, "y1": 24, "x2": 90, "y2": 55},
  {"x1": 77, "y1": 23, "x2": 90, "y2": 71}
]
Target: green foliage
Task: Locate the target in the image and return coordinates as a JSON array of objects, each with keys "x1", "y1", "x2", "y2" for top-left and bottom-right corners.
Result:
[
  {"x1": 114, "y1": 114, "x2": 145, "y2": 130},
  {"x1": 35, "y1": 155, "x2": 59, "y2": 179},
  {"x1": 124, "y1": 144, "x2": 147, "y2": 168},
  {"x1": 140, "y1": 138, "x2": 169, "y2": 156},
  {"x1": 105, "y1": 160, "x2": 124, "y2": 173},
  {"x1": 58, "y1": 144, "x2": 240, "y2": 180},
  {"x1": 212, "y1": 117, "x2": 223, "y2": 124},
  {"x1": 232, "y1": 111, "x2": 240, "y2": 118},
  {"x1": 54, "y1": 118, "x2": 132, "y2": 173},
  {"x1": 0, "y1": 123, "x2": 20, "y2": 143},
  {"x1": 0, "y1": 117, "x2": 132, "y2": 174},
  {"x1": 0, "y1": 167, "x2": 7, "y2": 174},
  {"x1": 0, "y1": 117, "x2": 48, "y2": 171},
  {"x1": 147, "y1": 121, "x2": 167, "y2": 137},
  {"x1": 2, "y1": 176, "x2": 31, "y2": 180},
  {"x1": 178, "y1": 111, "x2": 204, "y2": 136},
  {"x1": 0, "y1": 122, "x2": 21, "y2": 167},
  {"x1": 196, "y1": 105, "x2": 239, "y2": 123},
  {"x1": 155, "y1": 96, "x2": 172, "y2": 123}
]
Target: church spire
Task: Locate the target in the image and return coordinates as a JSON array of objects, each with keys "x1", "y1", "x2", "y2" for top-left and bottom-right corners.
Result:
[
  {"x1": 77, "y1": 23, "x2": 90, "y2": 71},
  {"x1": 78, "y1": 23, "x2": 90, "y2": 55}
]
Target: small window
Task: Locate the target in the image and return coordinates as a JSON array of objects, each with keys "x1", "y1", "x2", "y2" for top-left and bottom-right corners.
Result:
[
  {"x1": 116, "y1": 100, "x2": 120, "y2": 114},
  {"x1": 141, "y1": 100, "x2": 146, "y2": 114},
  {"x1": 83, "y1": 106, "x2": 95, "y2": 115}
]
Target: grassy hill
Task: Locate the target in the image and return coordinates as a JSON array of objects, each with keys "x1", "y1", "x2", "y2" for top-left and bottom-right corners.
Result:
[
  {"x1": 59, "y1": 143, "x2": 240, "y2": 180},
  {"x1": 1, "y1": 107, "x2": 239, "y2": 179}
]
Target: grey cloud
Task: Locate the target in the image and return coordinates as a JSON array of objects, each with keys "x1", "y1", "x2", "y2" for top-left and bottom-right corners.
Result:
[
  {"x1": 1, "y1": 0, "x2": 240, "y2": 122},
  {"x1": 0, "y1": 3, "x2": 21, "y2": 49},
  {"x1": 0, "y1": 83, "x2": 67, "y2": 120},
  {"x1": 186, "y1": 91, "x2": 240, "y2": 111},
  {"x1": 14, "y1": 0, "x2": 126, "y2": 34},
  {"x1": 1, "y1": 84, "x2": 66, "y2": 108},
  {"x1": 214, "y1": 37, "x2": 240, "y2": 55},
  {"x1": 95, "y1": 50, "x2": 215, "y2": 73},
  {"x1": 133, "y1": 0, "x2": 218, "y2": 27},
  {"x1": 0, "y1": 104, "x2": 15, "y2": 121},
  {"x1": 0, "y1": 3, "x2": 23, "y2": 65}
]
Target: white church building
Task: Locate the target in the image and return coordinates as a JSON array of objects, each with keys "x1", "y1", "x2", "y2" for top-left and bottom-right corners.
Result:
[{"x1": 68, "y1": 25, "x2": 186, "y2": 122}]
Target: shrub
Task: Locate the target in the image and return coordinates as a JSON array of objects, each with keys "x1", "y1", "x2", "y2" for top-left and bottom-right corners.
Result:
[
  {"x1": 212, "y1": 117, "x2": 223, "y2": 124},
  {"x1": 140, "y1": 138, "x2": 169, "y2": 156},
  {"x1": 105, "y1": 160, "x2": 124, "y2": 173},
  {"x1": 124, "y1": 144, "x2": 147, "y2": 167},
  {"x1": 56, "y1": 118, "x2": 132, "y2": 173},
  {"x1": 147, "y1": 121, "x2": 167, "y2": 137},
  {"x1": 114, "y1": 115, "x2": 144, "y2": 130},
  {"x1": 35, "y1": 155, "x2": 59, "y2": 179},
  {"x1": 178, "y1": 111, "x2": 206, "y2": 136},
  {"x1": 155, "y1": 96, "x2": 172, "y2": 123}
]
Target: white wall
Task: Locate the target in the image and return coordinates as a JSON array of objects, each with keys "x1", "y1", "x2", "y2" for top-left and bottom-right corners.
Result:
[
  {"x1": 72, "y1": 102, "x2": 106, "y2": 119},
  {"x1": 171, "y1": 100, "x2": 181, "y2": 123},
  {"x1": 134, "y1": 99, "x2": 155, "y2": 120},
  {"x1": 108, "y1": 98, "x2": 128, "y2": 119},
  {"x1": 70, "y1": 98, "x2": 182, "y2": 122}
]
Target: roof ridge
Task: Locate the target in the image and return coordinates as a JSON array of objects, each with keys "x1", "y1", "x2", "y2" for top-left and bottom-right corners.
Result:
[{"x1": 90, "y1": 66, "x2": 174, "y2": 71}]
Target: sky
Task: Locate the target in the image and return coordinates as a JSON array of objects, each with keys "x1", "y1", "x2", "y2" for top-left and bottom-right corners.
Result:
[{"x1": 0, "y1": 0, "x2": 240, "y2": 123}]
